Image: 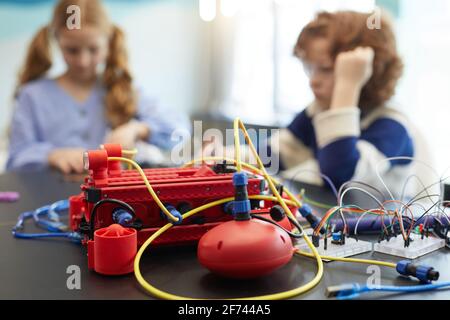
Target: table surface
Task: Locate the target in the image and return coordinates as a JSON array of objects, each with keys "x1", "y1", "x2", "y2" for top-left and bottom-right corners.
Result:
[{"x1": 0, "y1": 170, "x2": 449, "y2": 300}]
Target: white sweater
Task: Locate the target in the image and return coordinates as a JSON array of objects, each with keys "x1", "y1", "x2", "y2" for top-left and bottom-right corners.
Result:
[{"x1": 268, "y1": 103, "x2": 437, "y2": 200}]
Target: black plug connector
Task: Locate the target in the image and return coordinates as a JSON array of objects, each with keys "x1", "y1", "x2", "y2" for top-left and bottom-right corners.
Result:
[
  {"x1": 396, "y1": 260, "x2": 440, "y2": 283},
  {"x1": 312, "y1": 234, "x2": 320, "y2": 248}
]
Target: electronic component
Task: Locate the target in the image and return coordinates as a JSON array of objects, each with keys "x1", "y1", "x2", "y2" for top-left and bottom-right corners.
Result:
[
  {"x1": 70, "y1": 144, "x2": 269, "y2": 247},
  {"x1": 396, "y1": 260, "x2": 439, "y2": 283},
  {"x1": 298, "y1": 203, "x2": 325, "y2": 234},
  {"x1": 374, "y1": 233, "x2": 445, "y2": 259},
  {"x1": 312, "y1": 234, "x2": 320, "y2": 247},
  {"x1": 331, "y1": 231, "x2": 345, "y2": 245},
  {"x1": 197, "y1": 172, "x2": 294, "y2": 279},
  {"x1": 13, "y1": 118, "x2": 448, "y2": 300},
  {"x1": 326, "y1": 281, "x2": 450, "y2": 299},
  {"x1": 269, "y1": 205, "x2": 286, "y2": 222},
  {"x1": 68, "y1": 144, "x2": 301, "y2": 275},
  {"x1": 296, "y1": 235, "x2": 372, "y2": 261},
  {"x1": 443, "y1": 183, "x2": 450, "y2": 207},
  {"x1": 88, "y1": 224, "x2": 137, "y2": 275}
]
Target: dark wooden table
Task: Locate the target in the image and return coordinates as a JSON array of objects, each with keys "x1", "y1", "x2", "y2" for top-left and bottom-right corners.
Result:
[{"x1": 0, "y1": 171, "x2": 449, "y2": 299}]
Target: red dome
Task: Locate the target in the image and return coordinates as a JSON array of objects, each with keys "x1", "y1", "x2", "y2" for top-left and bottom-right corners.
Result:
[{"x1": 198, "y1": 219, "x2": 294, "y2": 279}]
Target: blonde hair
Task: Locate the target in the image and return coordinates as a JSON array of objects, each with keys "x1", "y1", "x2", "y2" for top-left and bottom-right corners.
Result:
[{"x1": 17, "y1": 0, "x2": 136, "y2": 128}]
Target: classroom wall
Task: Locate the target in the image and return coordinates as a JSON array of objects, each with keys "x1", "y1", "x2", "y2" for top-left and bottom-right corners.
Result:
[{"x1": 0, "y1": 0, "x2": 211, "y2": 171}]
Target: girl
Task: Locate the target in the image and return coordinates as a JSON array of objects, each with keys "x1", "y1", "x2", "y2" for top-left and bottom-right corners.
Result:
[{"x1": 7, "y1": 0, "x2": 186, "y2": 173}]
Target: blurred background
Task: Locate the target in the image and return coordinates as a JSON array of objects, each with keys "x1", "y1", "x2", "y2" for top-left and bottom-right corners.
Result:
[{"x1": 0, "y1": 0, "x2": 449, "y2": 174}]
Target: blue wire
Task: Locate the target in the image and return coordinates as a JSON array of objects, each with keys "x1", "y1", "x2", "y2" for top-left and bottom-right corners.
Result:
[
  {"x1": 337, "y1": 282, "x2": 450, "y2": 299},
  {"x1": 367, "y1": 282, "x2": 450, "y2": 293},
  {"x1": 33, "y1": 201, "x2": 69, "y2": 232},
  {"x1": 13, "y1": 231, "x2": 82, "y2": 242},
  {"x1": 12, "y1": 199, "x2": 80, "y2": 242},
  {"x1": 32, "y1": 205, "x2": 51, "y2": 223},
  {"x1": 48, "y1": 200, "x2": 69, "y2": 221},
  {"x1": 14, "y1": 232, "x2": 72, "y2": 239}
]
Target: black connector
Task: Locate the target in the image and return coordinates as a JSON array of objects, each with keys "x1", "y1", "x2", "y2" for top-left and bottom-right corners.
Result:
[
  {"x1": 443, "y1": 183, "x2": 450, "y2": 207},
  {"x1": 274, "y1": 184, "x2": 284, "y2": 197},
  {"x1": 269, "y1": 205, "x2": 286, "y2": 222},
  {"x1": 404, "y1": 237, "x2": 412, "y2": 248},
  {"x1": 250, "y1": 199, "x2": 261, "y2": 210},
  {"x1": 434, "y1": 222, "x2": 449, "y2": 240},
  {"x1": 212, "y1": 161, "x2": 236, "y2": 174},
  {"x1": 396, "y1": 260, "x2": 440, "y2": 283},
  {"x1": 78, "y1": 217, "x2": 90, "y2": 235},
  {"x1": 312, "y1": 234, "x2": 320, "y2": 248},
  {"x1": 177, "y1": 202, "x2": 192, "y2": 214},
  {"x1": 129, "y1": 218, "x2": 143, "y2": 230}
]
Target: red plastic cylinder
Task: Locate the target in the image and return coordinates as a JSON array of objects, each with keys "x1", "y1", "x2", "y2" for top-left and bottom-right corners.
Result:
[
  {"x1": 198, "y1": 219, "x2": 294, "y2": 279},
  {"x1": 102, "y1": 144, "x2": 123, "y2": 176},
  {"x1": 84, "y1": 150, "x2": 109, "y2": 186},
  {"x1": 90, "y1": 224, "x2": 137, "y2": 275}
]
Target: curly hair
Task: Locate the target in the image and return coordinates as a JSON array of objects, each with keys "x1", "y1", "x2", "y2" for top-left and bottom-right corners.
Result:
[
  {"x1": 294, "y1": 10, "x2": 403, "y2": 112},
  {"x1": 16, "y1": 0, "x2": 136, "y2": 128}
]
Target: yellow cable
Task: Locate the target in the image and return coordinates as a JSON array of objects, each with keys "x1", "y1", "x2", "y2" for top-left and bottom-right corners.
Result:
[
  {"x1": 122, "y1": 148, "x2": 138, "y2": 156},
  {"x1": 183, "y1": 156, "x2": 302, "y2": 208},
  {"x1": 108, "y1": 157, "x2": 180, "y2": 223},
  {"x1": 233, "y1": 118, "x2": 242, "y2": 173},
  {"x1": 134, "y1": 195, "x2": 323, "y2": 300},
  {"x1": 122, "y1": 148, "x2": 138, "y2": 170},
  {"x1": 294, "y1": 249, "x2": 397, "y2": 269},
  {"x1": 229, "y1": 117, "x2": 326, "y2": 297},
  {"x1": 130, "y1": 117, "x2": 395, "y2": 300},
  {"x1": 134, "y1": 118, "x2": 325, "y2": 300}
]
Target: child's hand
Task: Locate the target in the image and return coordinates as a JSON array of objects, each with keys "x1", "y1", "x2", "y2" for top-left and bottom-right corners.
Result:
[
  {"x1": 48, "y1": 148, "x2": 85, "y2": 174},
  {"x1": 334, "y1": 47, "x2": 374, "y2": 89},
  {"x1": 104, "y1": 120, "x2": 150, "y2": 150},
  {"x1": 331, "y1": 47, "x2": 374, "y2": 109}
]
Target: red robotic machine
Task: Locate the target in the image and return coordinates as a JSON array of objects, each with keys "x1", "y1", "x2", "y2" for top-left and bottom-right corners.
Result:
[{"x1": 69, "y1": 144, "x2": 299, "y2": 277}]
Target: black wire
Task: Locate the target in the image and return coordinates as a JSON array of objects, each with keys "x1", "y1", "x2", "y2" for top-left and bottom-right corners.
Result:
[
  {"x1": 405, "y1": 199, "x2": 441, "y2": 237},
  {"x1": 89, "y1": 199, "x2": 136, "y2": 239},
  {"x1": 250, "y1": 214, "x2": 304, "y2": 238},
  {"x1": 406, "y1": 176, "x2": 449, "y2": 206}
]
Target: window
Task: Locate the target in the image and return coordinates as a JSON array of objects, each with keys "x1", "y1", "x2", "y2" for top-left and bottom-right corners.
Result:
[{"x1": 224, "y1": 0, "x2": 450, "y2": 172}]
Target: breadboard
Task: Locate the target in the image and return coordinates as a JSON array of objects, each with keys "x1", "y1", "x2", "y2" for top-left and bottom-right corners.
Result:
[
  {"x1": 374, "y1": 234, "x2": 445, "y2": 259},
  {"x1": 295, "y1": 237, "x2": 372, "y2": 262}
]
